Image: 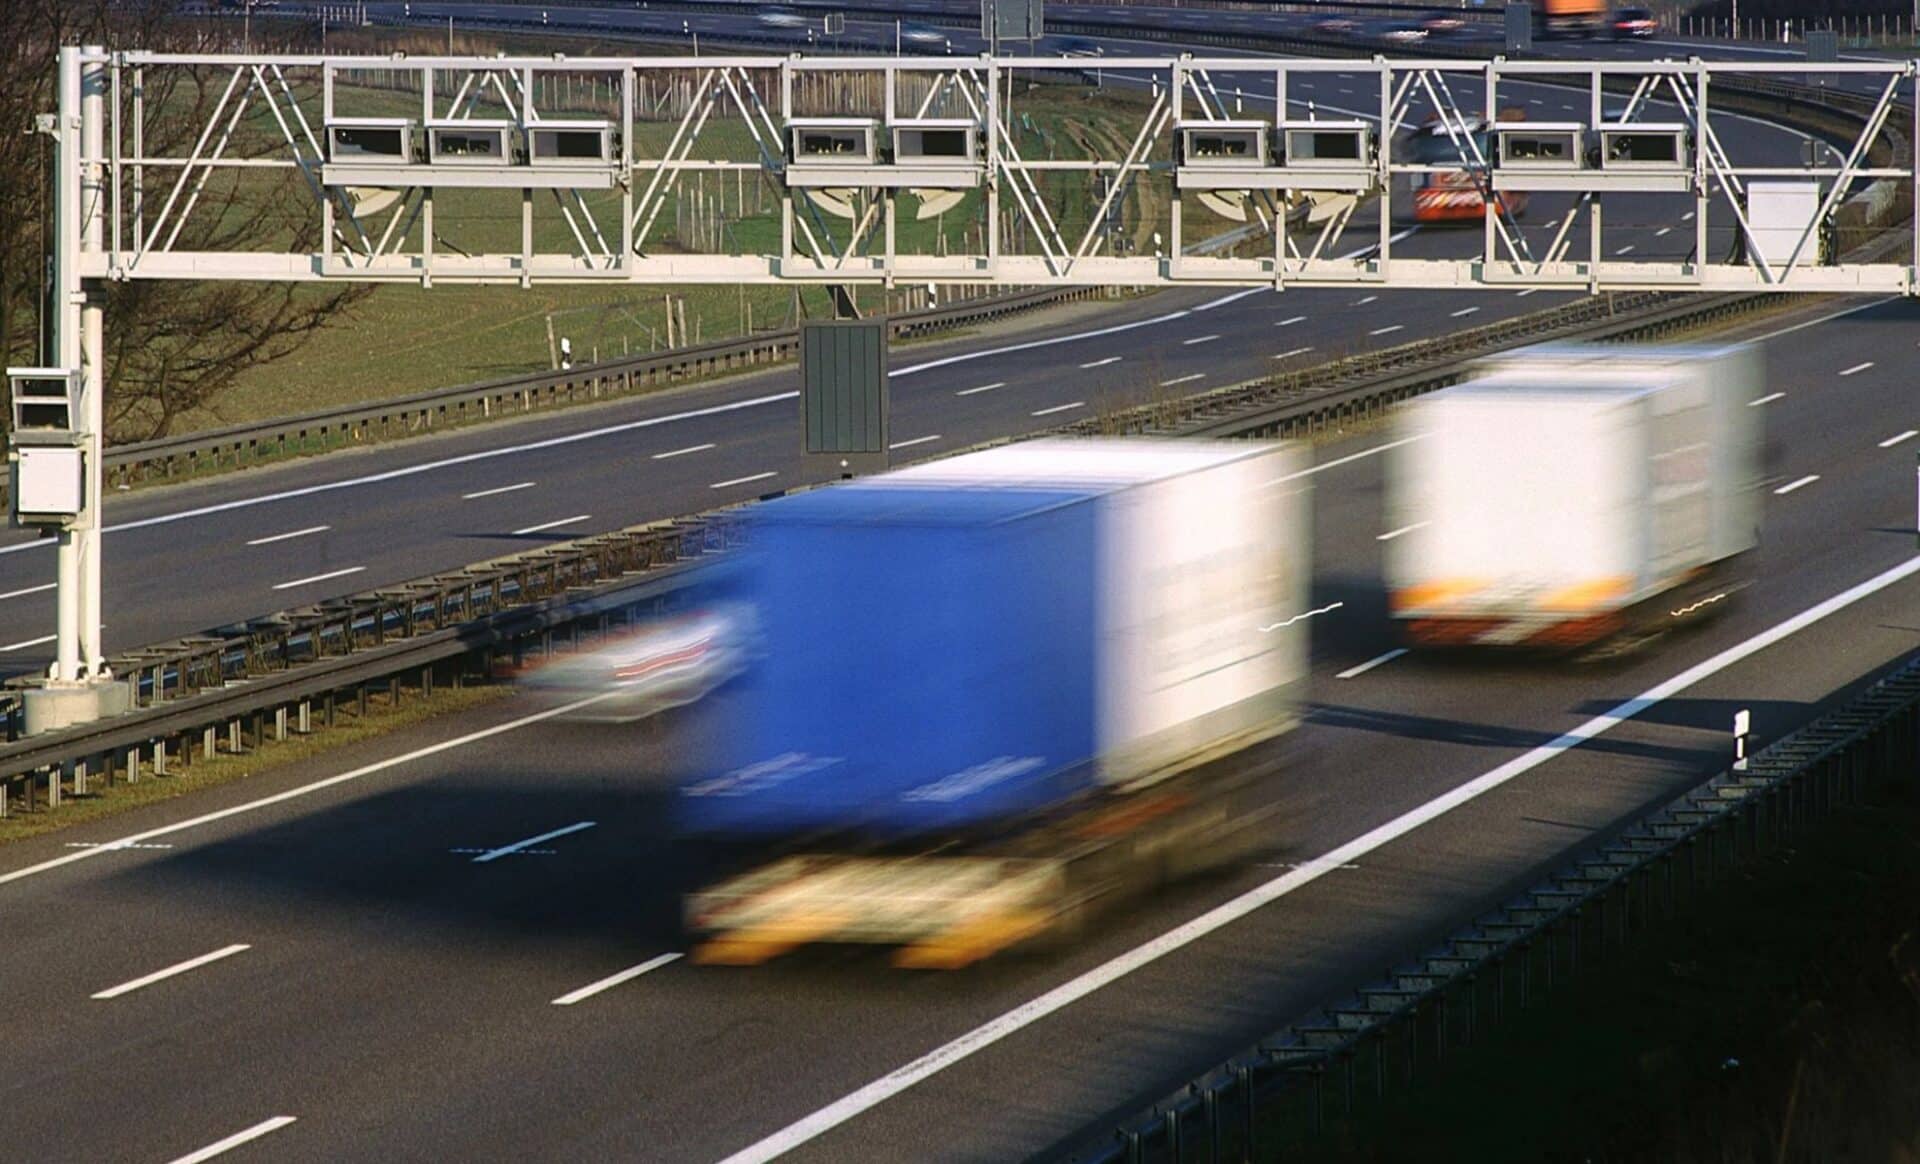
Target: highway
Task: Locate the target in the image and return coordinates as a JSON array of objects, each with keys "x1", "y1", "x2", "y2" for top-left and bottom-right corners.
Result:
[
  {"x1": 0, "y1": 13, "x2": 1830, "y2": 669},
  {"x1": 2, "y1": 289, "x2": 1918, "y2": 1160},
  {"x1": 1, "y1": 8, "x2": 1913, "y2": 1162}
]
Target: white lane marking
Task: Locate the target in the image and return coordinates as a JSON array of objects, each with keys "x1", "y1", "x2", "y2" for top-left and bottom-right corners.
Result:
[
  {"x1": 1450, "y1": 307, "x2": 1480, "y2": 318},
  {"x1": 0, "y1": 693, "x2": 616, "y2": 888},
  {"x1": 1656, "y1": 227, "x2": 1674, "y2": 238},
  {"x1": 1879, "y1": 430, "x2": 1918, "y2": 448},
  {"x1": 1277, "y1": 316, "x2": 1307, "y2": 327},
  {"x1": 1079, "y1": 356, "x2": 1122, "y2": 369},
  {"x1": 1272, "y1": 347, "x2": 1313, "y2": 360},
  {"x1": 472, "y1": 820, "x2": 597, "y2": 864},
  {"x1": 511, "y1": 514, "x2": 591, "y2": 536},
  {"x1": 1775, "y1": 475, "x2": 1820, "y2": 495},
  {"x1": 269, "y1": 566, "x2": 364, "y2": 591},
  {"x1": 1032, "y1": 402, "x2": 1085, "y2": 417},
  {"x1": 551, "y1": 952, "x2": 683, "y2": 1006},
  {"x1": 1748, "y1": 392, "x2": 1787, "y2": 407},
  {"x1": 1369, "y1": 325, "x2": 1405, "y2": 337},
  {"x1": 1516, "y1": 288, "x2": 1539, "y2": 297},
  {"x1": 63, "y1": 841, "x2": 173, "y2": 850},
  {"x1": 0, "y1": 582, "x2": 55, "y2": 602},
  {"x1": 711, "y1": 472, "x2": 778, "y2": 490},
  {"x1": 1336, "y1": 648, "x2": 1408, "y2": 680},
  {"x1": 461, "y1": 481, "x2": 536, "y2": 499},
  {"x1": 1376, "y1": 522, "x2": 1427, "y2": 541},
  {"x1": 1277, "y1": 436, "x2": 1419, "y2": 482},
  {"x1": 1682, "y1": 211, "x2": 1696, "y2": 221},
  {"x1": 1182, "y1": 334, "x2": 1221, "y2": 346},
  {"x1": 0, "y1": 391, "x2": 801, "y2": 559},
  {"x1": 165, "y1": 1117, "x2": 298, "y2": 1164},
  {"x1": 956, "y1": 382, "x2": 1005, "y2": 396},
  {"x1": 450, "y1": 847, "x2": 554, "y2": 856},
  {"x1": 717, "y1": 552, "x2": 1920, "y2": 1164},
  {"x1": 1193, "y1": 287, "x2": 1264, "y2": 312},
  {"x1": 1160, "y1": 373, "x2": 1206, "y2": 387},
  {"x1": 651, "y1": 444, "x2": 715, "y2": 460},
  {"x1": 0, "y1": 634, "x2": 55, "y2": 652},
  {"x1": 892, "y1": 311, "x2": 1193, "y2": 378},
  {"x1": 1354, "y1": 295, "x2": 1378, "y2": 306},
  {"x1": 1616, "y1": 244, "x2": 1637, "y2": 256},
  {"x1": 93, "y1": 944, "x2": 251, "y2": 1000},
  {"x1": 889, "y1": 435, "x2": 943, "y2": 450},
  {"x1": 1841, "y1": 361, "x2": 1875, "y2": 377},
  {"x1": 245, "y1": 525, "x2": 330, "y2": 546}
]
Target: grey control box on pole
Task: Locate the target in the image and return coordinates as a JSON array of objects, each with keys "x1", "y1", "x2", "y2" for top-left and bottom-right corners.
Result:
[
  {"x1": 983, "y1": 0, "x2": 1044, "y2": 42},
  {"x1": 801, "y1": 319, "x2": 889, "y2": 477},
  {"x1": 1506, "y1": 3, "x2": 1533, "y2": 52}
]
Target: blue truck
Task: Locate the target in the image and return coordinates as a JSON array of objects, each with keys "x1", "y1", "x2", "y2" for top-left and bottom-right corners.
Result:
[{"x1": 678, "y1": 439, "x2": 1311, "y2": 967}]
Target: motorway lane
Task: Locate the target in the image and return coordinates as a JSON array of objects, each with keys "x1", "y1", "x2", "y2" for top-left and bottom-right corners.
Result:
[{"x1": 1, "y1": 296, "x2": 1917, "y2": 1160}]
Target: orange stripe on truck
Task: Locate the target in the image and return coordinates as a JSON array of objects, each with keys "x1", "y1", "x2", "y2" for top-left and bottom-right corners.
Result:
[
  {"x1": 1391, "y1": 579, "x2": 1486, "y2": 613},
  {"x1": 1536, "y1": 577, "x2": 1632, "y2": 613}
]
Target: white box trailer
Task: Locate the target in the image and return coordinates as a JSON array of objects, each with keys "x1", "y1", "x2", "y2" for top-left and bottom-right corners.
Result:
[{"x1": 1386, "y1": 345, "x2": 1762, "y2": 650}]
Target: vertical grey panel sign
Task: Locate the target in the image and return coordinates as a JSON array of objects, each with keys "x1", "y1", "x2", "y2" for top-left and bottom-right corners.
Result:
[
  {"x1": 1505, "y1": 3, "x2": 1533, "y2": 52},
  {"x1": 801, "y1": 320, "x2": 888, "y2": 471},
  {"x1": 982, "y1": 0, "x2": 1044, "y2": 41},
  {"x1": 1805, "y1": 30, "x2": 1838, "y2": 87}
]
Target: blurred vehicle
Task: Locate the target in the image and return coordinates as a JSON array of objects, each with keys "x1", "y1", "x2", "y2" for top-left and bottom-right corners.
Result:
[
  {"x1": 1397, "y1": 111, "x2": 1530, "y2": 224},
  {"x1": 1385, "y1": 344, "x2": 1762, "y2": 654},
  {"x1": 1420, "y1": 10, "x2": 1468, "y2": 35},
  {"x1": 1055, "y1": 35, "x2": 1102, "y2": 57},
  {"x1": 1535, "y1": 0, "x2": 1607, "y2": 38},
  {"x1": 758, "y1": 6, "x2": 805, "y2": 29},
  {"x1": 1312, "y1": 16, "x2": 1360, "y2": 36},
  {"x1": 1376, "y1": 22, "x2": 1431, "y2": 44},
  {"x1": 677, "y1": 439, "x2": 1311, "y2": 967},
  {"x1": 521, "y1": 602, "x2": 756, "y2": 722},
  {"x1": 1611, "y1": 6, "x2": 1659, "y2": 38},
  {"x1": 900, "y1": 22, "x2": 946, "y2": 45}
]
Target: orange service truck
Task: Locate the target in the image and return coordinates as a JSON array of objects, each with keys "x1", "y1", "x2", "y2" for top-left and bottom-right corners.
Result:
[{"x1": 1536, "y1": 0, "x2": 1609, "y2": 38}]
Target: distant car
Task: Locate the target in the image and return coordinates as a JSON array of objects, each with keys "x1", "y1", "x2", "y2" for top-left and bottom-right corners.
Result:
[
  {"x1": 1420, "y1": 10, "x2": 1468, "y2": 35},
  {"x1": 520, "y1": 603, "x2": 757, "y2": 723},
  {"x1": 759, "y1": 7, "x2": 805, "y2": 29},
  {"x1": 900, "y1": 22, "x2": 946, "y2": 45},
  {"x1": 1377, "y1": 22, "x2": 1431, "y2": 44},
  {"x1": 1056, "y1": 35, "x2": 1102, "y2": 58},
  {"x1": 1611, "y1": 6, "x2": 1658, "y2": 38},
  {"x1": 1313, "y1": 17, "x2": 1360, "y2": 36}
]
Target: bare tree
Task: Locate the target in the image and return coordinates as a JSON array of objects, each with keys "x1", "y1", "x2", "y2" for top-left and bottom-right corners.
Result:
[{"x1": 0, "y1": 0, "x2": 367, "y2": 440}]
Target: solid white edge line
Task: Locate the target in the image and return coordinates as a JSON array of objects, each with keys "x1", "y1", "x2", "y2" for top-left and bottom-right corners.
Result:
[
  {"x1": 1748, "y1": 392, "x2": 1787, "y2": 407},
  {"x1": 473, "y1": 820, "x2": 597, "y2": 864},
  {"x1": 92, "y1": 944, "x2": 252, "y2": 1000},
  {"x1": 0, "y1": 582, "x2": 55, "y2": 601},
  {"x1": 166, "y1": 1116, "x2": 298, "y2": 1164},
  {"x1": 715, "y1": 552, "x2": 1920, "y2": 1164},
  {"x1": 893, "y1": 312, "x2": 1192, "y2": 378},
  {"x1": 652, "y1": 444, "x2": 716, "y2": 460},
  {"x1": 1375, "y1": 522, "x2": 1426, "y2": 542},
  {"x1": 244, "y1": 525, "x2": 329, "y2": 546},
  {"x1": 889, "y1": 435, "x2": 943, "y2": 450},
  {"x1": 1879, "y1": 430, "x2": 1919, "y2": 449},
  {"x1": 1775, "y1": 475, "x2": 1820, "y2": 495},
  {"x1": 0, "y1": 634, "x2": 56, "y2": 652},
  {"x1": 511, "y1": 515, "x2": 591, "y2": 536},
  {"x1": 0, "y1": 693, "x2": 618, "y2": 888},
  {"x1": 269, "y1": 566, "x2": 365, "y2": 591},
  {"x1": 461, "y1": 481, "x2": 537, "y2": 499},
  {"x1": 711, "y1": 472, "x2": 777, "y2": 490},
  {"x1": 0, "y1": 391, "x2": 801, "y2": 558},
  {"x1": 1336, "y1": 648, "x2": 1408, "y2": 680},
  {"x1": 551, "y1": 951, "x2": 684, "y2": 1006}
]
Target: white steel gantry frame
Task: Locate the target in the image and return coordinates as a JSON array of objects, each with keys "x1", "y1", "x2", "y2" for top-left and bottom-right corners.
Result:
[{"x1": 13, "y1": 46, "x2": 1920, "y2": 709}]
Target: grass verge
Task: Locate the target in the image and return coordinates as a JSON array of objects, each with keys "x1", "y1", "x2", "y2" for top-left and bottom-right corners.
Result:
[{"x1": 0, "y1": 682, "x2": 513, "y2": 846}]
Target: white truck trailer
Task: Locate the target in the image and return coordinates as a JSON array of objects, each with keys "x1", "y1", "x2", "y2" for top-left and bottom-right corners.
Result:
[{"x1": 1385, "y1": 344, "x2": 1763, "y2": 652}]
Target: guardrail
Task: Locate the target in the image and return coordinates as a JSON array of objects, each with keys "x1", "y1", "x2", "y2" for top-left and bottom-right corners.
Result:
[{"x1": 1066, "y1": 652, "x2": 1920, "y2": 1164}]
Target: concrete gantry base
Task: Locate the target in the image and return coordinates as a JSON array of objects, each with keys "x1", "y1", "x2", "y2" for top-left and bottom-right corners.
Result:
[{"x1": 21, "y1": 680, "x2": 133, "y2": 737}]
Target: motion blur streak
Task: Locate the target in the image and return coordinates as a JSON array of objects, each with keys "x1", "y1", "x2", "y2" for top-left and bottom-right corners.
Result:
[{"x1": 719, "y1": 551, "x2": 1920, "y2": 1164}]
